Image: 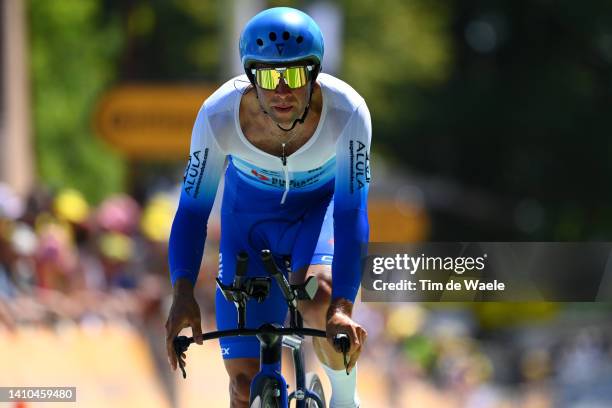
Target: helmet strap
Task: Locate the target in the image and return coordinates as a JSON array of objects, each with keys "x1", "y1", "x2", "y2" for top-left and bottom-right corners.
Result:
[
  {"x1": 255, "y1": 80, "x2": 315, "y2": 132},
  {"x1": 276, "y1": 103, "x2": 310, "y2": 132}
]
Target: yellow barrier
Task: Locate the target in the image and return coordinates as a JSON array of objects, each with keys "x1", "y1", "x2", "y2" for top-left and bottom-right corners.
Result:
[{"x1": 0, "y1": 323, "x2": 170, "y2": 408}]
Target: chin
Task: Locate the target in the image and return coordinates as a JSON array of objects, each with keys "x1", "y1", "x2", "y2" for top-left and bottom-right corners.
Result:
[{"x1": 270, "y1": 112, "x2": 297, "y2": 123}]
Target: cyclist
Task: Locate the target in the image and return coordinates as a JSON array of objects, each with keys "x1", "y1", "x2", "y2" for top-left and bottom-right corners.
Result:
[{"x1": 165, "y1": 7, "x2": 370, "y2": 408}]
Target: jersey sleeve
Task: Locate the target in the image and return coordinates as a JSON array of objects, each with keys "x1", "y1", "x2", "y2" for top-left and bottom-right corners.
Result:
[
  {"x1": 332, "y1": 102, "x2": 372, "y2": 302},
  {"x1": 168, "y1": 104, "x2": 227, "y2": 287}
]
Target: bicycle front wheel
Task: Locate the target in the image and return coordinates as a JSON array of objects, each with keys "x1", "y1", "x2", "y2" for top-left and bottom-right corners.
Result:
[
  {"x1": 305, "y1": 372, "x2": 326, "y2": 408},
  {"x1": 250, "y1": 378, "x2": 281, "y2": 408}
]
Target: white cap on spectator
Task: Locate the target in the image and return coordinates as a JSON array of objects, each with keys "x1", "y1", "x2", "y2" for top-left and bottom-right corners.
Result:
[{"x1": 11, "y1": 222, "x2": 38, "y2": 256}]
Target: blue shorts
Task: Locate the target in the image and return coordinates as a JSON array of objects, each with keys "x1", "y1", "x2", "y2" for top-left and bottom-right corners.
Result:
[{"x1": 215, "y1": 190, "x2": 334, "y2": 360}]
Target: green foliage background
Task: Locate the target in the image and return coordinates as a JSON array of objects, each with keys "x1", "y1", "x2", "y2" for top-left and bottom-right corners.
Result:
[{"x1": 29, "y1": 0, "x2": 125, "y2": 203}]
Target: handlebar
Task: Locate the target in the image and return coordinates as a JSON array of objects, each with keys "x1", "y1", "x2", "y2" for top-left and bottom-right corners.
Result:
[
  {"x1": 173, "y1": 326, "x2": 327, "y2": 378},
  {"x1": 174, "y1": 331, "x2": 352, "y2": 379},
  {"x1": 174, "y1": 330, "x2": 351, "y2": 378}
]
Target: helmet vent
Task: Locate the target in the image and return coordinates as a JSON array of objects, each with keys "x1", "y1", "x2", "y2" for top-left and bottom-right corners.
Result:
[
  {"x1": 296, "y1": 35, "x2": 303, "y2": 44},
  {"x1": 282, "y1": 31, "x2": 290, "y2": 40},
  {"x1": 269, "y1": 32, "x2": 277, "y2": 41},
  {"x1": 256, "y1": 38, "x2": 264, "y2": 46}
]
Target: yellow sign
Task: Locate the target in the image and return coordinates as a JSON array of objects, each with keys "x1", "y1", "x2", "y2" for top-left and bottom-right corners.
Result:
[
  {"x1": 94, "y1": 84, "x2": 216, "y2": 160},
  {"x1": 368, "y1": 199, "x2": 430, "y2": 242}
]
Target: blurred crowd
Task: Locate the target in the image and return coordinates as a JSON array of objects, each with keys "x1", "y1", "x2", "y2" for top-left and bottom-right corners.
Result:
[
  {"x1": 2, "y1": 181, "x2": 612, "y2": 407},
  {"x1": 0, "y1": 182, "x2": 178, "y2": 331},
  {"x1": 354, "y1": 301, "x2": 612, "y2": 406}
]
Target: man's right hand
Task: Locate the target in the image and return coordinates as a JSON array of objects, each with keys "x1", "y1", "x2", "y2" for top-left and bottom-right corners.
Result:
[{"x1": 165, "y1": 278, "x2": 203, "y2": 371}]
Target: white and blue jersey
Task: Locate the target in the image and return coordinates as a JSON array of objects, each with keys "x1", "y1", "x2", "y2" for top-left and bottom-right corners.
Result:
[{"x1": 168, "y1": 73, "x2": 371, "y2": 359}]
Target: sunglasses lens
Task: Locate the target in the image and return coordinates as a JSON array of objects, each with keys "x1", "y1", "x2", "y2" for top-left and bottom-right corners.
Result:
[
  {"x1": 256, "y1": 69, "x2": 282, "y2": 90},
  {"x1": 255, "y1": 66, "x2": 309, "y2": 90},
  {"x1": 284, "y1": 67, "x2": 308, "y2": 89}
]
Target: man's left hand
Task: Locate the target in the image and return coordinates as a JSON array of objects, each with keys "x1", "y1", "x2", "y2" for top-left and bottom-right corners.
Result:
[{"x1": 326, "y1": 298, "x2": 367, "y2": 372}]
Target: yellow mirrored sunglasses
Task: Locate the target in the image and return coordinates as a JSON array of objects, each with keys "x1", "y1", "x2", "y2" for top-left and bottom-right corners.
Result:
[{"x1": 251, "y1": 65, "x2": 314, "y2": 90}]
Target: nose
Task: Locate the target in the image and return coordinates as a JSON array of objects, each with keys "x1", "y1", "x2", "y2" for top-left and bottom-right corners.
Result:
[{"x1": 274, "y1": 77, "x2": 291, "y2": 95}]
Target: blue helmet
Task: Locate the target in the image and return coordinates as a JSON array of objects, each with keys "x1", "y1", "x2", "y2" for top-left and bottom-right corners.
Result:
[{"x1": 239, "y1": 7, "x2": 324, "y2": 79}]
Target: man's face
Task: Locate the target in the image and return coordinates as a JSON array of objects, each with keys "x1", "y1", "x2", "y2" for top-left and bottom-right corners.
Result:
[{"x1": 253, "y1": 62, "x2": 312, "y2": 126}]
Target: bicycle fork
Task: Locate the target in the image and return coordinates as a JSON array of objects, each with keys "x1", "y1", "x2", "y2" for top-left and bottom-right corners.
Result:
[
  {"x1": 251, "y1": 325, "x2": 289, "y2": 407},
  {"x1": 284, "y1": 334, "x2": 325, "y2": 408}
]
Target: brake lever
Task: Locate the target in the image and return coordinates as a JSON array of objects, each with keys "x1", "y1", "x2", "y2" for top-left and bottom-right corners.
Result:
[
  {"x1": 333, "y1": 333, "x2": 351, "y2": 375},
  {"x1": 173, "y1": 336, "x2": 193, "y2": 379}
]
